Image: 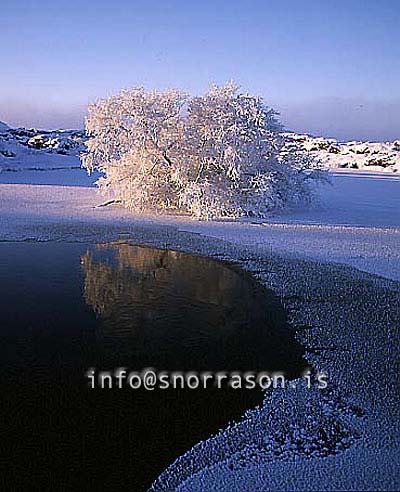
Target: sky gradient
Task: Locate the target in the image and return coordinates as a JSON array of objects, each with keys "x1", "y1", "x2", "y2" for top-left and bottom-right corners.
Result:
[{"x1": 1, "y1": 0, "x2": 399, "y2": 140}]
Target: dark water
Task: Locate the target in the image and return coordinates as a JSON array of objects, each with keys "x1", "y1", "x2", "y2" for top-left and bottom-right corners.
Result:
[{"x1": 0, "y1": 242, "x2": 306, "y2": 491}]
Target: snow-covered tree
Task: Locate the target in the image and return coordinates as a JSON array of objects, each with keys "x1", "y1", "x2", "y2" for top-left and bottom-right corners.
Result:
[
  {"x1": 82, "y1": 87, "x2": 188, "y2": 211},
  {"x1": 82, "y1": 82, "x2": 325, "y2": 219}
]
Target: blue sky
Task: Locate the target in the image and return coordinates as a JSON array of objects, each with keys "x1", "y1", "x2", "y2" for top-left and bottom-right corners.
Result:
[{"x1": 1, "y1": 0, "x2": 399, "y2": 140}]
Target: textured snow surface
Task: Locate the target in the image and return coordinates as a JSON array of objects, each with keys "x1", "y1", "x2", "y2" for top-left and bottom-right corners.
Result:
[{"x1": 0, "y1": 170, "x2": 399, "y2": 491}]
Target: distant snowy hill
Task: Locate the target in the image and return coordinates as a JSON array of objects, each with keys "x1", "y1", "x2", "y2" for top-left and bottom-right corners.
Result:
[
  {"x1": 0, "y1": 121, "x2": 398, "y2": 173},
  {"x1": 282, "y1": 132, "x2": 400, "y2": 173},
  {"x1": 0, "y1": 122, "x2": 86, "y2": 171}
]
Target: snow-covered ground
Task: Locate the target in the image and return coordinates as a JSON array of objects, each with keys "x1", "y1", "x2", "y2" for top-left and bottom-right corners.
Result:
[
  {"x1": 180, "y1": 171, "x2": 400, "y2": 281},
  {"x1": 0, "y1": 169, "x2": 98, "y2": 187},
  {"x1": 0, "y1": 148, "x2": 398, "y2": 490}
]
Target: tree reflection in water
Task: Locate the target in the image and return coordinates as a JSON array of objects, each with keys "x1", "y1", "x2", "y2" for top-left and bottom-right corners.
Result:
[{"x1": 81, "y1": 243, "x2": 306, "y2": 375}]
